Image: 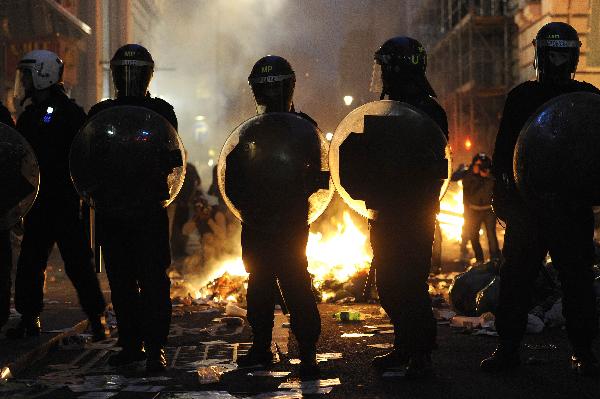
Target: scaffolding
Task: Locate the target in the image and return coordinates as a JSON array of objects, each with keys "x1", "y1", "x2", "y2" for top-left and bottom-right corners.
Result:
[{"x1": 411, "y1": 0, "x2": 516, "y2": 164}]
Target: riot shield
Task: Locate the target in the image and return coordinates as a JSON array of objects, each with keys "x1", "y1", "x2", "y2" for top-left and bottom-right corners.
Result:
[
  {"x1": 514, "y1": 92, "x2": 600, "y2": 206},
  {"x1": 329, "y1": 100, "x2": 451, "y2": 219},
  {"x1": 0, "y1": 123, "x2": 39, "y2": 229},
  {"x1": 70, "y1": 106, "x2": 186, "y2": 217},
  {"x1": 218, "y1": 112, "x2": 333, "y2": 232}
]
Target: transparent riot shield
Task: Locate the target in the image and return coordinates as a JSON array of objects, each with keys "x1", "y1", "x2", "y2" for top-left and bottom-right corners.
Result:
[
  {"x1": 70, "y1": 106, "x2": 186, "y2": 218},
  {"x1": 329, "y1": 100, "x2": 451, "y2": 219},
  {"x1": 514, "y1": 92, "x2": 600, "y2": 206},
  {"x1": 218, "y1": 112, "x2": 333, "y2": 232},
  {"x1": 0, "y1": 123, "x2": 39, "y2": 229}
]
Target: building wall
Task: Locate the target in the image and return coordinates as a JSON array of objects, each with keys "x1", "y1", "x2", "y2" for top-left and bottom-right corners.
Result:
[{"x1": 515, "y1": 0, "x2": 600, "y2": 86}]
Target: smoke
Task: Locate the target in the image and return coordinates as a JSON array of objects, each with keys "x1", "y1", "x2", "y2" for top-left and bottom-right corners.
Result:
[{"x1": 143, "y1": 0, "x2": 416, "y2": 191}]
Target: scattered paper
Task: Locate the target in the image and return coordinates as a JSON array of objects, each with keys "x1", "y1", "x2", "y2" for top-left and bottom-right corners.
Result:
[
  {"x1": 367, "y1": 343, "x2": 394, "y2": 349},
  {"x1": 278, "y1": 378, "x2": 341, "y2": 389},
  {"x1": 292, "y1": 386, "x2": 334, "y2": 395},
  {"x1": 341, "y1": 333, "x2": 374, "y2": 338},
  {"x1": 250, "y1": 392, "x2": 303, "y2": 399},
  {"x1": 316, "y1": 353, "x2": 343, "y2": 361},
  {"x1": 247, "y1": 371, "x2": 291, "y2": 377}
]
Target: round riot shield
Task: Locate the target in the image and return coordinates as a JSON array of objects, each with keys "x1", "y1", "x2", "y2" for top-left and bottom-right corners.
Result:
[
  {"x1": 514, "y1": 92, "x2": 600, "y2": 205},
  {"x1": 217, "y1": 112, "x2": 333, "y2": 232},
  {"x1": 329, "y1": 100, "x2": 451, "y2": 219},
  {"x1": 70, "y1": 106, "x2": 186, "y2": 217},
  {"x1": 0, "y1": 123, "x2": 39, "y2": 229}
]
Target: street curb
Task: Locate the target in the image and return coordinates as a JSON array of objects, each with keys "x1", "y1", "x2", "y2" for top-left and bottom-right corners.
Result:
[{"x1": 1, "y1": 319, "x2": 89, "y2": 379}]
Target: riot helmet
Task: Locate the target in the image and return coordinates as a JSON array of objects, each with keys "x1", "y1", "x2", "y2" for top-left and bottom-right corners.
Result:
[
  {"x1": 110, "y1": 44, "x2": 154, "y2": 98},
  {"x1": 14, "y1": 50, "x2": 64, "y2": 104},
  {"x1": 372, "y1": 36, "x2": 436, "y2": 100},
  {"x1": 248, "y1": 55, "x2": 295, "y2": 113},
  {"x1": 533, "y1": 22, "x2": 580, "y2": 84}
]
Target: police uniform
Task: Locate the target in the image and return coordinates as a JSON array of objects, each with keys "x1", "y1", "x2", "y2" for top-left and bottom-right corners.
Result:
[
  {"x1": 87, "y1": 96, "x2": 176, "y2": 355},
  {"x1": 13, "y1": 87, "x2": 106, "y2": 328},
  {"x1": 370, "y1": 93, "x2": 448, "y2": 358},
  {"x1": 234, "y1": 111, "x2": 321, "y2": 360},
  {"x1": 492, "y1": 79, "x2": 600, "y2": 353}
]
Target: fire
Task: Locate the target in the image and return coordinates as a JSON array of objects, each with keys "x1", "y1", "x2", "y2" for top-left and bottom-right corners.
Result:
[
  {"x1": 437, "y1": 181, "x2": 464, "y2": 242},
  {"x1": 306, "y1": 211, "x2": 372, "y2": 291}
]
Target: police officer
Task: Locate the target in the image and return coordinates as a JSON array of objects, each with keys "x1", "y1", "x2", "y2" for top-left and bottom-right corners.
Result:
[
  {"x1": 369, "y1": 37, "x2": 448, "y2": 377},
  {"x1": 87, "y1": 44, "x2": 176, "y2": 372},
  {"x1": 0, "y1": 102, "x2": 16, "y2": 331},
  {"x1": 231, "y1": 56, "x2": 321, "y2": 378},
  {"x1": 481, "y1": 22, "x2": 600, "y2": 376},
  {"x1": 7, "y1": 50, "x2": 106, "y2": 340},
  {"x1": 462, "y1": 153, "x2": 500, "y2": 263}
]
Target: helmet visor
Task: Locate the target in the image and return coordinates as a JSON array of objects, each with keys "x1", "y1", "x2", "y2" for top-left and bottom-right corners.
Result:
[
  {"x1": 13, "y1": 68, "x2": 33, "y2": 102},
  {"x1": 111, "y1": 64, "x2": 153, "y2": 97}
]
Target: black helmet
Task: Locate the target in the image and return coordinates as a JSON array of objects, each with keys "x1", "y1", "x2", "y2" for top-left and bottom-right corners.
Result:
[
  {"x1": 373, "y1": 36, "x2": 436, "y2": 99},
  {"x1": 110, "y1": 44, "x2": 154, "y2": 98},
  {"x1": 533, "y1": 22, "x2": 580, "y2": 84},
  {"x1": 472, "y1": 153, "x2": 491, "y2": 170},
  {"x1": 248, "y1": 55, "x2": 295, "y2": 113}
]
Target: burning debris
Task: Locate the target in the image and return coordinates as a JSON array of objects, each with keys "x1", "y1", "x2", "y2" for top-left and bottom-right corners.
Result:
[{"x1": 170, "y1": 186, "x2": 471, "y2": 308}]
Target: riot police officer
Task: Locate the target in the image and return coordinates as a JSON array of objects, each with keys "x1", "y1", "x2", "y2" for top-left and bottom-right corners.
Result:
[
  {"x1": 369, "y1": 37, "x2": 448, "y2": 378},
  {"x1": 87, "y1": 44, "x2": 177, "y2": 372},
  {"x1": 481, "y1": 22, "x2": 600, "y2": 376},
  {"x1": 7, "y1": 50, "x2": 106, "y2": 340},
  {"x1": 231, "y1": 56, "x2": 321, "y2": 378},
  {"x1": 0, "y1": 103, "x2": 16, "y2": 331}
]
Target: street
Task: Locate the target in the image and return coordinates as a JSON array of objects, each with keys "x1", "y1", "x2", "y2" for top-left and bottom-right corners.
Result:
[{"x1": 2, "y1": 270, "x2": 600, "y2": 399}]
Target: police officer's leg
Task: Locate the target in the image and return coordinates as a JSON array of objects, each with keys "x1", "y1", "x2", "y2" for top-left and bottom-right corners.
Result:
[
  {"x1": 136, "y1": 211, "x2": 172, "y2": 371},
  {"x1": 101, "y1": 221, "x2": 144, "y2": 357},
  {"x1": 239, "y1": 225, "x2": 277, "y2": 365},
  {"x1": 275, "y1": 228, "x2": 320, "y2": 377},
  {"x1": 482, "y1": 203, "x2": 546, "y2": 371},
  {"x1": 11, "y1": 207, "x2": 54, "y2": 337},
  {"x1": 374, "y1": 209, "x2": 437, "y2": 376},
  {"x1": 0, "y1": 230, "x2": 12, "y2": 328},
  {"x1": 548, "y1": 206, "x2": 598, "y2": 374},
  {"x1": 483, "y1": 209, "x2": 500, "y2": 260},
  {"x1": 275, "y1": 230, "x2": 320, "y2": 350},
  {"x1": 55, "y1": 207, "x2": 106, "y2": 322}
]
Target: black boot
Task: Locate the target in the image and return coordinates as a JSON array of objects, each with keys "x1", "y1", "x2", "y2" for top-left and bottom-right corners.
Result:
[
  {"x1": 571, "y1": 350, "x2": 599, "y2": 377},
  {"x1": 372, "y1": 349, "x2": 409, "y2": 370},
  {"x1": 108, "y1": 348, "x2": 146, "y2": 367},
  {"x1": 299, "y1": 345, "x2": 320, "y2": 380},
  {"x1": 6, "y1": 316, "x2": 41, "y2": 339},
  {"x1": 146, "y1": 347, "x2": 168, "y2": 373},
  {"x1": 237, "y1": 345, "x2": 274, "y2": 368},
  {"x1": 89, "y1": 315, "x2": 107, "y2": 342},
  {"x1": 405, "y1": 353, "x2": 433, "y2": 379},
  {"x1": 480, "y1": 343, "x2": 520, "y2": 372}
]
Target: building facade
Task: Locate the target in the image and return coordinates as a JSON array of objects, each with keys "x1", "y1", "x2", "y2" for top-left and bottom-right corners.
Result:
[
  {"x1": 0, "y1": 0, "x2": 162, "y2": 114},
  {"x1": 514, "y1": 0, "x2": 600, "y2": 87}
]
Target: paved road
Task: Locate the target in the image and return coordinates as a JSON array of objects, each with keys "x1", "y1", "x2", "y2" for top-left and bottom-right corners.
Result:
[{"x1": 3, "y1": 301, "x2": 600, "y2": 399}]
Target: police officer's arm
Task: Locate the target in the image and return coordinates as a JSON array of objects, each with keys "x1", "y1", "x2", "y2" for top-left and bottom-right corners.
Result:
[{"x1": 492, "y1": 85, "x2": 527, "y2": 184}]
